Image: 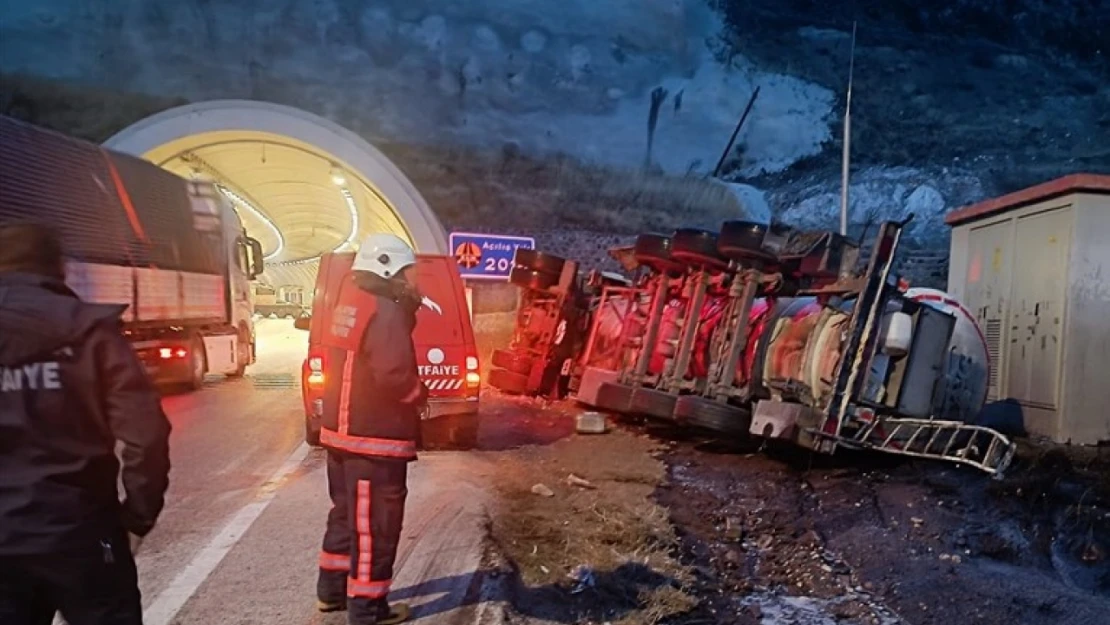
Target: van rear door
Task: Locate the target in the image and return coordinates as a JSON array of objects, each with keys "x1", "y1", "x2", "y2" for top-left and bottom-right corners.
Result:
[{"x1": 413, "y1": 255, "x2": 480, "y2": 402}]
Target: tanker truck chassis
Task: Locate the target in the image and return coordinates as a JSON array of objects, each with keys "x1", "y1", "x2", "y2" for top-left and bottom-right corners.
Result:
[{"x1": 571, "y1": 217, "x2": 1015, "y2": 476}]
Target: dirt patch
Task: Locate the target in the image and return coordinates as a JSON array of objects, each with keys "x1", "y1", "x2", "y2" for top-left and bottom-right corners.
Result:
[
  {"x1": 481, "y1": 405, "x2": 696, "y2": 625},
  {"x1": 475, "y1": 396, "x2": 1109, "y2": 625},
  {"x1": 658, "y1": 438, "x2": 1110, "y2": 625}
]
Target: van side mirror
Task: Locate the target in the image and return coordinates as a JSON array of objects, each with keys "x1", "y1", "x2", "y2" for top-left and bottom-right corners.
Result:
[
  {"x1": 294, "y1": 316, "x2": 311, "y2": 331},
  {"x1": 246, "y1": 237, "x2": 265, "y2": 278}
]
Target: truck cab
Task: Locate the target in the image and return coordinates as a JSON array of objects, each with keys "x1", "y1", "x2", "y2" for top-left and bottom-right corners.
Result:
[{"x1": 297, "y1": 252, "x2": 481, "y2": 446}]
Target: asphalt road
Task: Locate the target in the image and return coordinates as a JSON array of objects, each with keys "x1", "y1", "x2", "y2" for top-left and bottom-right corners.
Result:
[{"x1": 129, "y1": 319, "x2": 491, "y2": 625}]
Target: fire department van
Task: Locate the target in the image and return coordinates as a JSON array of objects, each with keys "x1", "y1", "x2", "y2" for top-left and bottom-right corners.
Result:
[{"x1": 296, "y1": 252, "x2": 481, "y2": 446}]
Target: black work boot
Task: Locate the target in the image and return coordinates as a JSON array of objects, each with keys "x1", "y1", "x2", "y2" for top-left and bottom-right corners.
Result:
[
  {"x1": 316, "y1": 571, "x2": 347, "y2": 612},
  {"x1": 349, "y1": 597, "x2": 410, "y2": 625}
]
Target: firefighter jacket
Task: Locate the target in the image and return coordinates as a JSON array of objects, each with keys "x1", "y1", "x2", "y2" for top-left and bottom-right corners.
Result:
[
  {"x1": 317, "y1": 272, "x2": 426, "y2": 461},
  {"x1": 0, "y1": 272, "x2": 171, "y2": 555}
]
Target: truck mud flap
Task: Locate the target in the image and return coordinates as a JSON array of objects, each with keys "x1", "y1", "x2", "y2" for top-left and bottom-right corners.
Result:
[
  {"x1": 630, "y1": 387, "x2": 678, "y2": 420},
  {"x1": 674, "y1": 396, "x2": 751, "y2": 435},
  {"x1": 594, "y1": 382, "x2": 634, "y2": 413}
]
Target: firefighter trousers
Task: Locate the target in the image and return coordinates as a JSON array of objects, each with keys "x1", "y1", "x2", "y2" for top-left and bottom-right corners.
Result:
[
  {"x1": 0, "y1": 529, "x2": 141, "y2": 625},
  {"x1": 318, "y1": 449, "x2": 409, "y2": 622}
]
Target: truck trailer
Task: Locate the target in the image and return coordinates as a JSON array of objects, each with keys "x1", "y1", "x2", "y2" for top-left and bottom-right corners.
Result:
[{"x1": 0, "y1": 116, "x2": 264, "y2": 390}]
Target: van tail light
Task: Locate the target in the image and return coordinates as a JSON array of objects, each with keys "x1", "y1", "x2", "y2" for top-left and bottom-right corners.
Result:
[
  {"x1": 306, "y1": 351, "x2": 326, "y2": 389},
  {"x1": 465, "y1": 354, "x2": 480, "y2": 390}
]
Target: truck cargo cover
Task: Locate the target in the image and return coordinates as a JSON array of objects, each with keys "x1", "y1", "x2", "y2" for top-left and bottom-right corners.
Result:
[{"x1": 0, "y1": 116, "x2": 225, "y2": 274}]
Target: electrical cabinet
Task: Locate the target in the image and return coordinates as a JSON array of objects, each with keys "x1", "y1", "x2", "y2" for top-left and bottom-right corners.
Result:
[{"x1": 946, "y1": 175, "x2": 1110, "y2": 444}]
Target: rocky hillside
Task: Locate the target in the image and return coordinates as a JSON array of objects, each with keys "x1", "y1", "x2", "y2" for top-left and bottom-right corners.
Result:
[{"x1": 1, "y1": 0, "x2": 1107, "y2": 248}]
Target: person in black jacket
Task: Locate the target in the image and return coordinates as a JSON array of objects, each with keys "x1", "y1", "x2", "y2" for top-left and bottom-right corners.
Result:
[
  {"x1": 0, "y1": 223, "x2": 171, "y2": 625},
  {"x1": 315, "y1": 233, "x2": 427, "y2": 625}
]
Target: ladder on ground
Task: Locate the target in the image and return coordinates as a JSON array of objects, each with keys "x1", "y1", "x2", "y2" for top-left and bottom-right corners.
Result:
[{"x1": 842, "y1": 416, "x2": 1017, "y2": 476}]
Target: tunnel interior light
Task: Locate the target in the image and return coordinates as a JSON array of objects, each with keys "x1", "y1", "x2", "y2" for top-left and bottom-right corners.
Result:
[
  {"x1": 330, "y1": 165, "x2": 347, "y2": 186},
  {"x1": 216, "y1": 185, "x2": 285, "y2": 261},
  {"x1": 336, "y1": 187, "x2": 360, "y2": 252}
]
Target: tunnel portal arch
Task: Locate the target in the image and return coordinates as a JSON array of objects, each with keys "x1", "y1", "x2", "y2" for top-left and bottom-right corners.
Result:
[{"x1": 104, "y1": 100, "x2": 448, "y2": 280}]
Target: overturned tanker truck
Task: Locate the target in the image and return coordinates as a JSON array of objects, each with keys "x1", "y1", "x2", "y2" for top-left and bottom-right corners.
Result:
[{"x1": 503, "y1": 217, "x2": 1016, "y2": 476}]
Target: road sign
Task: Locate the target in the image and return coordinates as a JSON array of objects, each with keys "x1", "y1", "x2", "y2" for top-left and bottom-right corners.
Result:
[{"x1": 448, "y1": 232, "x2": 536, "y2": 280}]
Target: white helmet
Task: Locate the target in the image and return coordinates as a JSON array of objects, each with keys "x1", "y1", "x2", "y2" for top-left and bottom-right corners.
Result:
[{"x1": 351, "y1": 233, "x2": 416, "y2": 279}]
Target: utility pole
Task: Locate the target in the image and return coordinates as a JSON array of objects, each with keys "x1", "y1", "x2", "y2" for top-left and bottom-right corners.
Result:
[{"x1": 839, "y1": 21, "x2": 857, "y2": 237}]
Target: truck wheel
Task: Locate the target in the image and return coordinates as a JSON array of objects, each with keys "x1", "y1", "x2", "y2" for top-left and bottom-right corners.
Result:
[
  {"x1": 672, "y1": 228, "x2": 729, "y2": 270},
  {"x1": 674, "y1": 396, "x2": 751, "y2": 436},
  {"x1": 718, "y1": 220, "x2": 772, "y2": 261},
  {"x1": 491, "y1": 349, "x2": 532, "y2": 375},
  {"x1": 305, "y1": 414, "x2": 322, "y2": 447},
  {"x1": 228, "y1": 329, "x2": 250, "y2": 378},
  {"x1": 630, "y1": 387, "x2": 679, "y2": 420},
  {"x1": 634, "y1": 234, "x2": 685, "y2": 275},
  {"x1": 514, "y1": 249, "x2": 566, "y2": 275},
  {"x1": 488, "y1": 367, "x2": 528, "y2": 394},
  {"x1": 510, "y1": 266, "x2": 558, "y2": 291},
  {"x1": 186, "y1": 337, "x2": 207, "y2": 391}
]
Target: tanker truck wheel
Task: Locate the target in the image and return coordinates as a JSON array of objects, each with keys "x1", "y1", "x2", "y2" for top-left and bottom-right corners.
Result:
[
  {"x1": 674, "y1": 396, "x2": 751, "y2": 436},
  {"x1": 510, "y1": 266, "x2": 559, "y2": 291},
  {"x1": 633, "y1": 234, "x2": 685, "y2": 275},
  {"x1": 719, "y1": 220, "x2": 774, "y2": 261},
  {"x1": 489, "y1": 367, "x2": 528, "y2": 395},
  {"x1": 672, "y1": 228, "x2": 729, "y2": 271},
  {"x1": 514, "y1": 249, "x2": 566, "y2": 275},
  {"x1": 491, "y1": 349, "x2": 533, "y2": 376}
]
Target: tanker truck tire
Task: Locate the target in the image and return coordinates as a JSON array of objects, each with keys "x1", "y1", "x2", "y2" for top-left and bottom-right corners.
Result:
[
  {"x1": 510, "y1": 266, "x2": 559, "y2": 291},
  {"x1": 514, "y1": 249, "x2": 566, "y2": 275},
  {"x1": 719, "y1": 220, "x2": 772, "y2": 260},
  {"x1": 489, "y1": 367, "x2": 528, "y2": 395},
  {"x1": 672, "y1": 228, "x2": 728, "y2": 269},
  {"x1": 491, "y1": 349, "x2": 533, "y2": 376},
  {"x1": 674, "y1": 396, "x2": 751, "y2": 436},
  {"x1": 633, "y1": 234, "x2": 684, "y2": 275},
  {"x1": 630, "y1": 387, "x2": 679, "y2": 421}
]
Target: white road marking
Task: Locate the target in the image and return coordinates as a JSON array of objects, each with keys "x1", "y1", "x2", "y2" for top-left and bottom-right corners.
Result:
[{"x1": 142, "y1": 442, "x2": 312, "y2": 625}]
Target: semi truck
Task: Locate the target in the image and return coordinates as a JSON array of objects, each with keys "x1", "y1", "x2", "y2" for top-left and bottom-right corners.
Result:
[{"x1": 0, "y1": 115, "x2": 264, "y2": 390}]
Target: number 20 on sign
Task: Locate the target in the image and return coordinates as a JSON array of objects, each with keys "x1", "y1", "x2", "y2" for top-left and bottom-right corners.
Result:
[{"x1": 448, "y1": 232, "x2": 536, "y2": 280}]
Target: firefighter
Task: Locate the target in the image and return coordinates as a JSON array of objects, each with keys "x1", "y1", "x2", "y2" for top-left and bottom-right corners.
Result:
[
  {"x1": 316, "y1": 233, "x2": 427, "y2": 625},
  {"x1": 0, "y1": 223, "x2": 172, "y2": 625}
]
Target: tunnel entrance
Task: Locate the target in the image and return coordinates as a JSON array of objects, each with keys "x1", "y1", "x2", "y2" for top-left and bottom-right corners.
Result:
[{"x1": 103, "y1": 100, "x2": 447, "y2": 292}]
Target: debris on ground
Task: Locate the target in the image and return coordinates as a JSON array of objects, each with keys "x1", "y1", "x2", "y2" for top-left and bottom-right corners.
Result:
[
  {"x1": 566, "y1": 474, "x2": 597, "y2": 490},
  {"x1": 531, "y1": 483, "x2": 556, "y2": 498},
  {"x1": 576, "y1": 411, "x2": 609, "y2": 434}
]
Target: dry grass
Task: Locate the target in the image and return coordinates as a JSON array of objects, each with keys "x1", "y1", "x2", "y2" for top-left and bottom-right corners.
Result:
[{"x1": 488, "y1": 429, "x2": 697, "y2": 624}]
